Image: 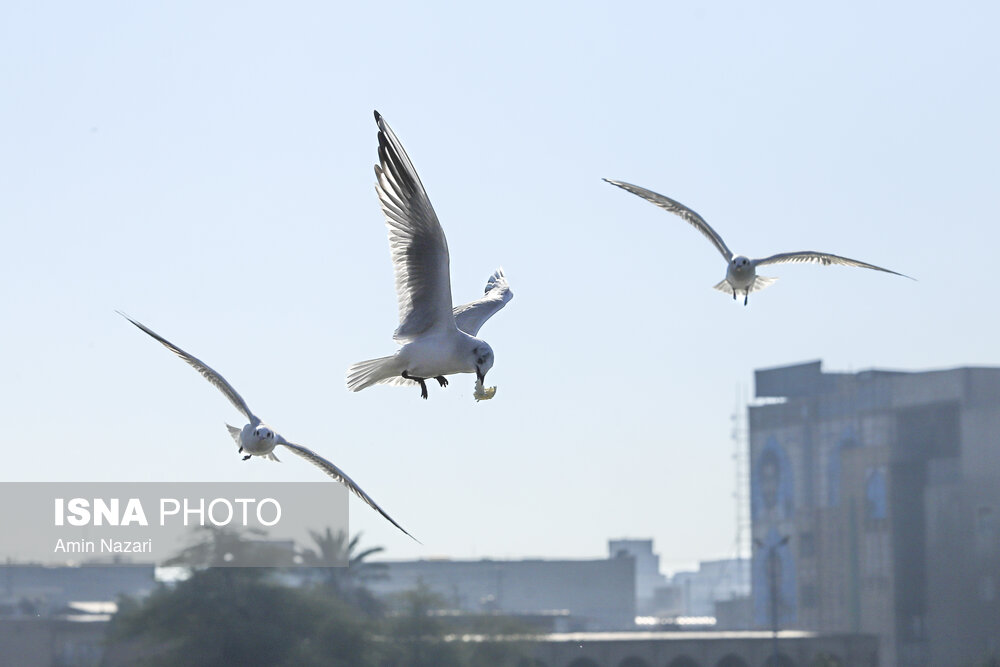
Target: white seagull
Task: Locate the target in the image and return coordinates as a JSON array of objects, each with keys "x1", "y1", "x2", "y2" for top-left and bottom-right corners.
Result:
[
  {"x1": 604, "y1": 179, "x2": 912, "y2": 305},
  {"x1": 119, "y1": 312, "x2": 416, "y2": 541},
  {"x1": 347, "y1": 111, "x2": 513, "y2": 399}
]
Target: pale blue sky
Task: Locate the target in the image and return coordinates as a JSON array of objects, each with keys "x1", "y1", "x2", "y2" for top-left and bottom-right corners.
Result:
[{"x1": 2, "y1": 1, "x2": 997, "y2": 572}]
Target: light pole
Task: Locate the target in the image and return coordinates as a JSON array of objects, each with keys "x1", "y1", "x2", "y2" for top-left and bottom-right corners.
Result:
[{"x1": 755, "y1": 535, "x2": 790, "y2": 666}]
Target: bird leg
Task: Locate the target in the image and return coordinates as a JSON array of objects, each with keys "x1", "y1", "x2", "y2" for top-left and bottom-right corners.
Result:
[
  {"x1": 732, "y1": 288, "x2": 737, "y2": 301},
  {"x1": 744, "y1": 290, "x2": 749, "y2": 306},
  {"x1": 402, "y1": 370, "x2": 429, "y2": 400},
  {"x1": 435, "y1": 375, "x2": 449, "y2": 388},
  {"x1": 242, "y1": 454, "x2": 252, "y2": 461}
]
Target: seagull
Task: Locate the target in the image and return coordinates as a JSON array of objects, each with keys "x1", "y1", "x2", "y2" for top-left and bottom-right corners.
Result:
[
  {"x1": 347, "y1": 111, "x2": 513, "y2": 399},
  {"x1": 118, "y1": 312, "x2": 416, "y2": 541},
  {"x1": 603, "y1": 179, "x2": 913, "y2": 305}
]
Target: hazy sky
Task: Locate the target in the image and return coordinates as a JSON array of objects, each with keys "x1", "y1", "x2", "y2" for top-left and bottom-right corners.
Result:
[{"x1": 3, "y1": 1, "x2": 998, "y2": 573}]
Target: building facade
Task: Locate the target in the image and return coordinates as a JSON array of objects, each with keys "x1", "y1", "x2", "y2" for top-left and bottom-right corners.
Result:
[
  {"x1": 748, "y1": 360, "x2": 1000, "y2": 666},
  {"x1": 368, "y1": 556, "x2": 636, "y2": 630},
  {"x1": 608, "y1": 539, "x2": 668, "y2": 616},
  {"x1": 671, "y1": 559, "x2": 750, "y2": 619}
]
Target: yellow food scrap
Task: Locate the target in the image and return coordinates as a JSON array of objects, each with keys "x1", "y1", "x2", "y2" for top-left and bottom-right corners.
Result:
[{"x1": 473, "y1": 381, "x2": 497, "y2": 401}]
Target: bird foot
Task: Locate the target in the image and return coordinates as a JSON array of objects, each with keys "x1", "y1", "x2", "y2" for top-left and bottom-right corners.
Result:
[
  {"x1": 242, "y1": 454, "x2": 252, "y2": 461},
  {"x1": 435, "y1": 375, "x2": 449, "y2": 388},
  {"x1": 744, "y1": 293, "x2": 748, "y2": 306},
  {"x1": 403, "y1": 371, "x2": 429, "y2": 400}
]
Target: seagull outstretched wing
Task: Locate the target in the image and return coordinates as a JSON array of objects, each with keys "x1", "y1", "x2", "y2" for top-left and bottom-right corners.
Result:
[
  {"x1": 277, "y1": 438, "x2": 417, "y2": 542},
  {"x1": 374, "y1": 111, "x2": 455, "y2": 342},
  {"x1": 754, "y1": 251, "x2": 912, "y2": 278},
  {"x1": 603, "y1": 178, "x2": 734, "y2": 261},
  {"x1": 453, "y1": 268, "x2": 513, "y2": 337},
  {"x1": 118, "y1": 312, "x2": 259, "y2": 426}
]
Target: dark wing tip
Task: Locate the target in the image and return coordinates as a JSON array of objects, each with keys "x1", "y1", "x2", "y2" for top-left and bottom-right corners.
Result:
[
  {"x1": 116, "y1": 310, "x2": 147, "y2": 333},
  {"x1": 374, "y1": 109, "x2": 382, "y2": 123}
]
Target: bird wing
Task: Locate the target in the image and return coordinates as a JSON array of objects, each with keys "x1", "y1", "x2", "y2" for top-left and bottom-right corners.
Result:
[
  {"x1": 753, "y1": 251, "x2": 912, "y2": 278},
  {"x1": 278, "y1": 439, "x2": 417, "y2": 542},
  {"x1": 119, "y1": 312, "x2": 259, "y2": 425},
  {"x1": 452, "y1": 268, "x2": 513, "y2": 337},
  {"x1": 374, "y1": 111, "x2": 455, "y2": 342},
  {"x1": 603, "y1": 178, "x2": 734, "y2": 261}
]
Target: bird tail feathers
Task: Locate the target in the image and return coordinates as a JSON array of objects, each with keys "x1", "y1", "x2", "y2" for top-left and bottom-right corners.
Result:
[
  {"x1": 712, "y1": 276, "x2": 779, "y2": 294},
  {"x1": 750, "y1": 275, "x2": 778, "y2": 293},
  {"x1": 346, "y1": 355, "x2": 412, "y2": 392}
]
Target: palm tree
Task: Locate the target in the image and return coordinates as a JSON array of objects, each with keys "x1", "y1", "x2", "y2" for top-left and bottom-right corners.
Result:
[{"x1": 299, "y1": 528, "x2": 388, "y2": 614}]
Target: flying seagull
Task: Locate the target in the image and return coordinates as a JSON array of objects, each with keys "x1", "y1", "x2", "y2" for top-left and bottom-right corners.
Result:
[
  {"x1": 603, "y1": 179, "x2": 912, "y2": 305},
  {"x1": 347, "y1": 111, "x2": 513, "y2": 399},
  {"x1": 118, "y1": 312, "x2": 416, "y2": 541}
]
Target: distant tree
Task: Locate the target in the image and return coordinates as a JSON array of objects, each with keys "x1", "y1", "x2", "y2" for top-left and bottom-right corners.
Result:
[
  {"x1": 459, "y1": 611, "x2": 541, "y2": 667},
  {"x1": 107, "y1": 567, "x2": 377, "y2": 667},
  {"x1": 379, "y1": 581, "x2": 539, "y2": 667},
  {"x1": 109, "y1": 529, "x2": 540, "y2": 667},
  {"x1": 381, "y1": 582, "x2": 466, "y2": 667},
  {"x1": 299, "y1": 528, "x2": 387, "y2": 614}
]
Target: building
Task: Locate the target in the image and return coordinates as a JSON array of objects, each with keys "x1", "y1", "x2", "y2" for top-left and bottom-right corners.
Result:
[
  {"x1": 0, "y1": 564, "x2": 155, "y2": 616},
  {"x1": 368, "y1": 556, "x2": 636, "y2": 630},
  {"x1": 606, "y1": 540, "x2": 750, "y2": 622},
  {"x1": 671, "y1": 559, "x2": 750, "y2": 619},
  {"x1": 0, "y1": 564, "x2": 156, "y2": 667},
  {"x1": 608, "y1": 539, "x2": 668, "y2": 615},
  {"x1": 748, "y1": 360, "x2": 1000, "y2": 666}
]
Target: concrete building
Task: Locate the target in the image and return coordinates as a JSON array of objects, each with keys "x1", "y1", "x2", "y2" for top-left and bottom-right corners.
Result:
[
  {"x1": 748, "y1": 360, "x2": 1000, "y2": 666},
  {"x1": 0, "y1": 564, "x2": 155, "y2": 616},
  {"x1": 368, "y1": 556, "x2": 636, "y2": 630},
  {"x1": 0, "y1": 564, "x2": 155, "y2": 667},
  {"x1": 605, "y1": 540, "x2": 750, "y2": 622},
  {"x1": 671, "y1": 559, "x2": 750, "y2": 619},
  {"x1": 608, "y1": 539, "x2": 669, "y2": 615}
]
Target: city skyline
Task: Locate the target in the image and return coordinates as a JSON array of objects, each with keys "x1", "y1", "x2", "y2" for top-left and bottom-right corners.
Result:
[{"x1": 3, "y1": 1, "x2": 998, "y2": 570}]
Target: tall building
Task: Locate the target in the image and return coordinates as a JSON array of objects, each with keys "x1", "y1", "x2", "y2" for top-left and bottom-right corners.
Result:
[
  {"x1": 748, "y1": 360, "x2": 1000, "y2": 666},
  {"x1": 608, "y1": 538, "x2": 667, "y2": 615}
]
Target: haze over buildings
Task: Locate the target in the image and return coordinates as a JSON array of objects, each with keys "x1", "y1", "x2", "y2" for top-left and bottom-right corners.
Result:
[
  {"x1": 4, "y1": 361, "x2": 999, "y2": 665},
  {"x1": 749, "y1": 361, "x2": 1000, "y2": 667}
]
